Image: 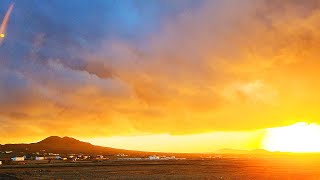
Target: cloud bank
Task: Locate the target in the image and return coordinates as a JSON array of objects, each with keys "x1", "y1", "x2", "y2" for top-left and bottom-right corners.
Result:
[{"x1": 1, "y1": 0, "x2": 320, "y2": 140}]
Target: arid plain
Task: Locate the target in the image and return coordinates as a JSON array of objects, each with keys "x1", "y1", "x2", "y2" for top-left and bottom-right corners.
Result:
[{"x1": 1, "y1": 156, "x2": 320, "y2": 180}]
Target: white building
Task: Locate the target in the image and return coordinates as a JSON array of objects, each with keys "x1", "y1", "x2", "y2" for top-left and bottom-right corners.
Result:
[
  {"x1": 118, "y1": 157, "x2": 143, "y2": 161},
  {"x1": 45, "y1": 156, "x2": 61, "y2": 160},
  {"x1": 149, "y1": 155, "x2": 160, "y2": 160},
  {"x1": 82, "y1": 155, "x2": 90, "y2": 159},
  {"x1": 35, "y1": 157, "x2": 45, "y2": 160},
  {"x1": 117, "y1": 153, "x2": 128, "y2": 157},
  {"x1": 96, "y1": 155, "x2": 104, "y2": 159},
  {"x1": 160, "y1": 156, "x2": 176, "y2": 160},
  {"x1": 11, "y1": 157, "x2": 24, "y2": 161}
]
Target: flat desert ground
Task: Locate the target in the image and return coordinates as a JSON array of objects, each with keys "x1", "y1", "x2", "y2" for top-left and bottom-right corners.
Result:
[{"x1": 0, "y1": 157, "x2": 320, "y2": 179}]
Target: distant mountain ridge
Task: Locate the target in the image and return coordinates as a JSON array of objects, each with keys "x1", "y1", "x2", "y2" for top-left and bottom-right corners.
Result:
[{"x1": 215, "y1": 148, "x2": 270, "y2": 154}]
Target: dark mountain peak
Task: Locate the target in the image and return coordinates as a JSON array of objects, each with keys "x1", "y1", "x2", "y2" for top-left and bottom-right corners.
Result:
[
  {"x1": 38, "y1": 136, "x2": 60, "y2": 143},
  {"x1": 0, "y1": 136, "x2": 131, "y2": 155},
  {"x1": 38, "y1": 136, "x2": 89, "y2": 145}
]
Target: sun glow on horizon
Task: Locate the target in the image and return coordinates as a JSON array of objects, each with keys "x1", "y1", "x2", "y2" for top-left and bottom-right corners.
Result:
[
  {"x1": 263, "y1": 122, "x2": 320, "y2": 153},
  {"x1": 84, "y1": 130, "x2": 264, "y2": 153}
]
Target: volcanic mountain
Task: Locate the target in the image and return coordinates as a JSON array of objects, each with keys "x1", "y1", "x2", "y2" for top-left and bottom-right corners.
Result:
[
  {"x1": 0, "y1": 136, "x2": 137, "y2": 155},
  {"x1": 0, "y1": 136, "x2": 272, "y2": 157}
]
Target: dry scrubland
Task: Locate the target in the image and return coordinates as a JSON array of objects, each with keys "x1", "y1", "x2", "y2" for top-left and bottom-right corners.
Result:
[{"x1": 1, "y1": 157, "x2": 320, "y2": 180}]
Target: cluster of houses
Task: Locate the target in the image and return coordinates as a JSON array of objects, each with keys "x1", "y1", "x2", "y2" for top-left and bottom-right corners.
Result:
[
  {"x1": 0, "y1": 151, "x2": 109, "y2": 165},
  {"x1": 0, "y1": 150, "x2": 187, "y2": 165},
  {"x1": 11, "y1": 154, "x2": 108, "y2": 162},
  {"x1": 117, "y1": 155, "x2": 186, "y2": 161},
  {"x1": 10, "y1": 153, "x2": 64, "y2": 161}
]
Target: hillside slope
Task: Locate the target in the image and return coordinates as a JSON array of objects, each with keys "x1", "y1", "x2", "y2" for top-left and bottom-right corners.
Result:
[{"x1": 0, "y1": 136, "x2": 136, "y2": 155}]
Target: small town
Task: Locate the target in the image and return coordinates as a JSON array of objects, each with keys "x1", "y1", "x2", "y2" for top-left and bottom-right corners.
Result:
[{"x1": 0, "y1": 150, "x2": 186, "y2": 165}]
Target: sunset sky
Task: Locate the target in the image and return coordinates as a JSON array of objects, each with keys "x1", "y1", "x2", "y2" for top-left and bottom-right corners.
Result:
[{"x1": 1, "y1": 0, "x2": 320, "y2": 153}]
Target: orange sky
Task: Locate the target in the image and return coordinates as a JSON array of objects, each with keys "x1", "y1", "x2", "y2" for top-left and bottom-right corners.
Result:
[{"x1": 2, "y1": 1, "x2": 320, "y2": 152}]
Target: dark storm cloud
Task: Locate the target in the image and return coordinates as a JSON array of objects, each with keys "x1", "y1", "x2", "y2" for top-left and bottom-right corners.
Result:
[{"x1": 0, "y1": 0, "x2": 202, "y2": 137}]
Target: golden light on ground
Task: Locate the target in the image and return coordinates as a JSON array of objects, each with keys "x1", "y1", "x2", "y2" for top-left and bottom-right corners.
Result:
[
  {"x1": 0, "y1": 33, "x2": 5, "y2": 38},
  {"x1": 263, "y1": 122, "x2": 320, "y2": 153}
]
